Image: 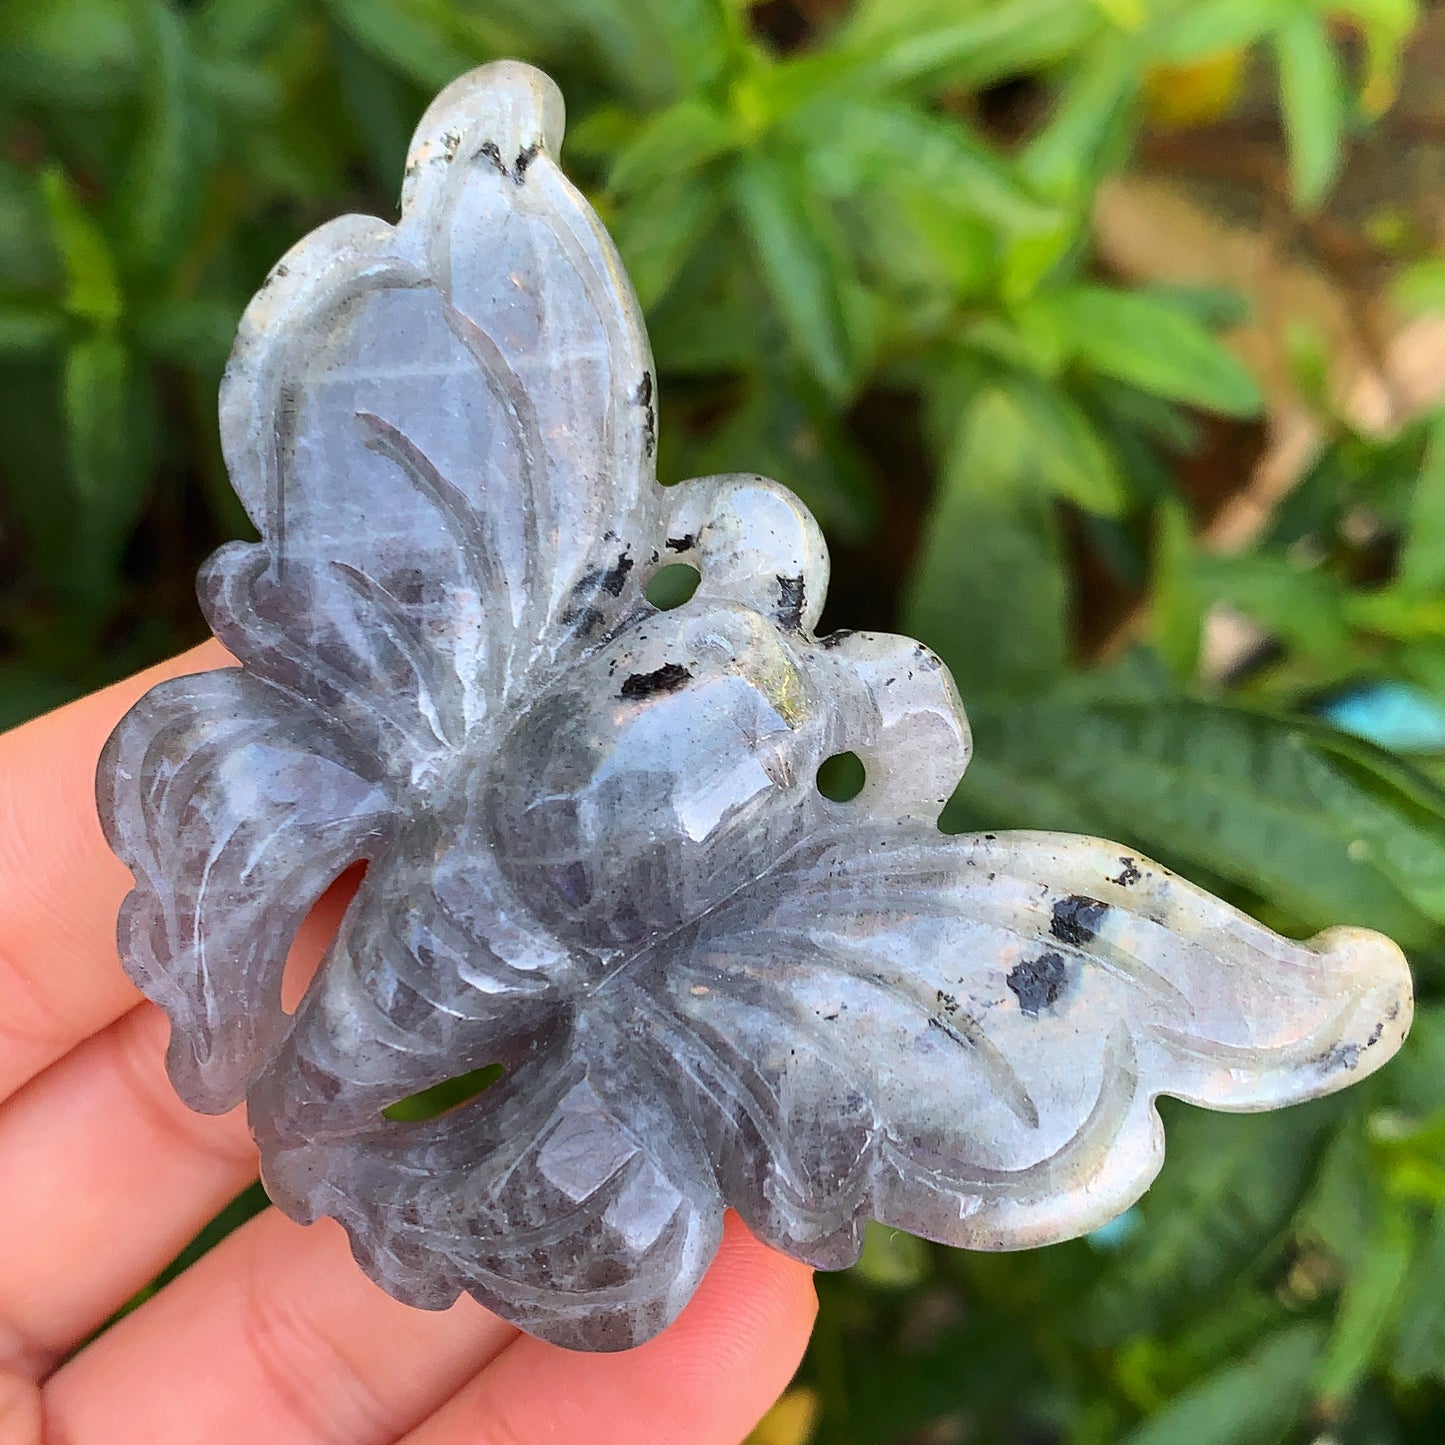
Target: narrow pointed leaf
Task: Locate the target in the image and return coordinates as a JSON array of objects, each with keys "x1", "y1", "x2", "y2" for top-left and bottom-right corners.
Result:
[
  {"x1": 1392, "y1": 1204, "x2": 1445, "y2": 1381},
  {"x1": 733, "y1": 149, "x2": 861, "y2": 400},
  {"x1": 1089, "y1": 1102, "x2": 1339, "y2": 1343},
  {"x1": 1050, "y1": 286, "x2": 1262, "y2": 417},
  {"x1": 837, "y1": 0, "x2": 1101, "y2": 91},
  {"x1": 39, "y1": 167, "x2": 122, "y2": 330},
  {"x1": 1121, "y1": 1324, "x2": 1324, "y2": 1445},
  {"x1": 1399, "y1": 413, "x2": 1445, "y2": 597},
  {"x1": 1274, "y1": 15, "x2": 1347, "y2": 212},
  {"x1": 1314, "y1": 1200, "x2": 1413, "y2": 1404},
  {"x1": 113, "y1": 0, "x2": 219, "y2": 279},
  {"x1": 905, "y1": 484, "x2": 1068, "y2": 700},
  {"x1": 324, "y1": 0, "x2": 478, "y2": 91}
]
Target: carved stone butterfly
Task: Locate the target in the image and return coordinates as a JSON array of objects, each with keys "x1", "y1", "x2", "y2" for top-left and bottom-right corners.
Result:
[{"x1": 97, "y1": 61, "x2": 1413, "y2": 1352}]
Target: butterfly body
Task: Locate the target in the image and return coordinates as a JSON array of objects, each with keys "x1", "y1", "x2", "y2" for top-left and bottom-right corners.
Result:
[{"x1": 485, "y1": 598, "x2": 831, "y2": 952}]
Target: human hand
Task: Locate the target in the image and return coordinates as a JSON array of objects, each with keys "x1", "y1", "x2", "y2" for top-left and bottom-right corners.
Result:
[{"x1": 0, "y1": 643, "x2": 817, "y2": 1444}]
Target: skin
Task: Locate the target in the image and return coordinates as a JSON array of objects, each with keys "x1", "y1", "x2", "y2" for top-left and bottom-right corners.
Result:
[{"x1": 0, "y1": 641, "x2": 818, "y2": 1445}]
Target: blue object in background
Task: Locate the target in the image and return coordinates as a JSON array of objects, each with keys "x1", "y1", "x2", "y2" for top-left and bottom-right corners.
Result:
[
  {"x1": 1319, "y1": 681, "x2": 1445, "y2": 753},
  {"x1": 1088, "y1": 1207, "x2": 1142, "y2": 1251}
]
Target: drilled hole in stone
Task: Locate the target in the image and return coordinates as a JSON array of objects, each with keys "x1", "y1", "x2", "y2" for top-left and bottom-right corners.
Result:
[
  {"x1": 646, "y1": 562, "x2": 700, "y2": 610},
  {"x1": 382, "y1": 1063, "x2": 505, "y2": 1122},
  {"x1": 816, "y1": 751, "x2": 866, "y2": 802},
  {"x1": 281, "y1": 860, "x2": 368, "y2": 1014}
]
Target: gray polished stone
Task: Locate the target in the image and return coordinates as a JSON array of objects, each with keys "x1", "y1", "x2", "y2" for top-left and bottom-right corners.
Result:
[{"x1": 96, "y1": 60, "x2": 1413, "y2": 1352}]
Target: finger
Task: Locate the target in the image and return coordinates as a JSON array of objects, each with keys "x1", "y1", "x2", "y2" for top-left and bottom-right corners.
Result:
[
  {"x1": 0, "y1": 640, "x2": 230, "y2": 1103},
  {"x1": 0, "y1": 877, "x2": 354, "y2": 1377},
  {"x1": 403, "y1": 1215, "x2": 817, "y2": 1445},
  {"x1": 43, "y1": 1209, "x2": 517, "y2": 1445},
  {"x1": 0, "y1": 1369, "x2": 41, "y2": 1445},
  {"x1": 0, "y1": 1005, "x2": 256, "y2": 1378}
]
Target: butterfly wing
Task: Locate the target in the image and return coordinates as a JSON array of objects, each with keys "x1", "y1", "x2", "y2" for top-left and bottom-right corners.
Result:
[
  {"x1": 97, "y1": 667, "x2": 394, "y2": 1111},
  {"x1": 100, "y1": 64, "x2": 661, "y2": 1113},
  {"x1": 245, "y1": 836, "x2": 723, "y2": 1352},
  {"x1": 207, "y1": 61, "x2": 661, "y2": 773},
  {"x1": 647, "y1": 823, "x2": 1412, "y2": 1266}
]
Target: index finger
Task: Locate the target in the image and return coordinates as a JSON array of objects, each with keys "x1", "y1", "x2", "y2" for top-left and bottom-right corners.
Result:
[{"x1": 0, "y1": 640, "x2": 228, "y2": 1105}]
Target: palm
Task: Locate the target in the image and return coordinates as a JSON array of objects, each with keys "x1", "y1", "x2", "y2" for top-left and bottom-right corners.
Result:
[{"x1": 0, "y1": 646, "x2": 816, "y2": 1444}]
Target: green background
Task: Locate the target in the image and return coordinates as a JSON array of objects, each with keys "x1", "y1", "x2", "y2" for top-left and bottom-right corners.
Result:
[{"x1": 5, "y1": 1, "x2": 1445, "y2": 1441}]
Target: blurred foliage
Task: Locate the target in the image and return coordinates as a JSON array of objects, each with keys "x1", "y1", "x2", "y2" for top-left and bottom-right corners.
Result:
[{"x1": 7, "y1": 0, "x2": 1445, "y2": 1441}]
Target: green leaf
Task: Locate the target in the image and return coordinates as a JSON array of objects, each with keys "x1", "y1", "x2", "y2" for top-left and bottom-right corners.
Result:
[
  {"x1": 0, "y1": 160, "x2": 63, "y2": 296},
  {"x1": 904, "y1": 386, "x2": 1069, "y2": 697},
  {"x1": 112, "y1": 0, "x2": 219, "y2": 280},
  {"x1": 645, "y1": 240, "x2": 760, "y2": 377},
  {"x1": 1151, "y1": 501, "x2": 1208, "y2": 680},
  {"x1": 959, "y1": 308, "x2": 1069, "y2": 377},
  {"x1": 606, "y1": 98, "x2": 738, "y2": 201},
  {"x1": 63, "y1": 334, "x2": 132, "y2": 508},
  {"x1": 147, "y1": 1181, "x2": 270, "y2": 1300},
  {"x1": 904, "y1": 485, "x2": 1067, "y2": 699},
  {"x1": 561, "y1": 104, "x2": 643, "y2": 164},
  {"x1": 1189, "y1": 551, "x2": 1355, "y2": 670},
  {"x1": 0, "y1": 304, "x2": 68, "y2": 358},
  {"x1": 1020, "y1": 35, "x2": 1141, "y2": 202},
  {"x1": 0, "y1": 0, "x2": 142, "y2": 107},
  {"x1": 679, "y1": 369, "x2": 878, "y2": 541},
  {"x1": 1088, "y1": 1101, "x2": 1338, "y2": 1343},
  {"x1": 609, "y1": 174, "x2": 722, "y2": 314},
  {"x1": 1120, "y1": 1322, "x2": 1324, "y2": 1445},
  {"x1": 1092, "y1": 0, "x2": 1146, "y2": 30},
  {"x1": 199, "y1": 55, "x2": 284, "y2": 125},
  {"x1": 956, "y1": 690, "x2": 1445, "y2": 944},
  {"x1": 1343, "y1": 586, "x2": 1445, "y2": 645},
  {"x1": 0, "y1": 365, "x2": 77, "y2": 585},
  {"x1": 39, "y1": 167, "x2": 122, "y2": 330},
  {"x1": 789, "y1": 99, "x2": 1056, "y2": 234},
  {"x1": 1273, "y1": 14, "x2": 1347, "y2": 213},
  {"x1": 999, "y1": 218, "x2": 1081, "y2": 304},
  {"x1": 382, "y1": 1062, "x2": 503, "y2": 1121},
  {"x1": 1339, "y1": 0, "x2": 1418, "y2": 115},
  {"x1": 1381, "y1": 1002, "x2": 1445, "y2": 1117},
  {"x1": 851, "y1": 1222, "x2": 931, "y2": 1291},
  {"x1": 1391, "y1": 1202, "x2": 1445, "y2": 1381},
  {"x1": 1296, "y1": 1113, "x2": 1378, "y2": 1273},
  {"x1": 1314, "y1": 1199, "x2": 1413, "y2": 1405},
  {"x1": 1393, "y1": 259, "x2": 1445, "y2": 317},
  {"x1": 61, "y1": 334, "x2": 157, "y2": 594},
  {"x1": 847, "y1": 184, "x2": 996, "y2": 308},
  {"x1": 732, "y1": 149, "x2": 863, "y2": 400},
  {"x1": 333, "y1": 21, "x2": 420, "y2": 191},
  {"x1": 603, "y1": 0, "x2": 738, "y2": 102},
  {"x1": 835, "y1": 0, "x2": 1101, "y2": 92},
  {"x1": 1399, "y1": 412, "x2": 1445, "y2": 597},
  {"x1": 1149, "y1": 0, "x2": 1289, "y2": 64},
  {"x1": 195, "y1": 0, "x2": 298, "y2": 58},
  {"x1": 932, "y1": 373, "x2": 1128, "y2": 515},
  {"x1": 1314, "y1": 728, "x2": 1445, "y2": 929},
  {"x1": 323, "y1": 0, "x2": 477, "y2": 91},
  {"x1": 552, "y1": 0, "x2": 738, "y2": 106},
  {"x1": 463, "y1": 0, "x2": 735, "y2": 107},
  {"x1": 132, "y1": 296, "x2": 240, "y2": 373},
  {"x1": 1048, "y1": 286, "x2": 1262, "y2": 417},
  {"x1": 1142, "y1": 284, "x2": 1253, "y2": 333},
  {"x1": 1021, "y1": 380, "x2": 1130, "y2": 513}
]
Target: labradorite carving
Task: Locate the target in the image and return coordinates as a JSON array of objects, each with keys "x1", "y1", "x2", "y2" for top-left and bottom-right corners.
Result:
[{"x1": 97, "y1": 60, "x2": 1413, "y2": 1352}]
